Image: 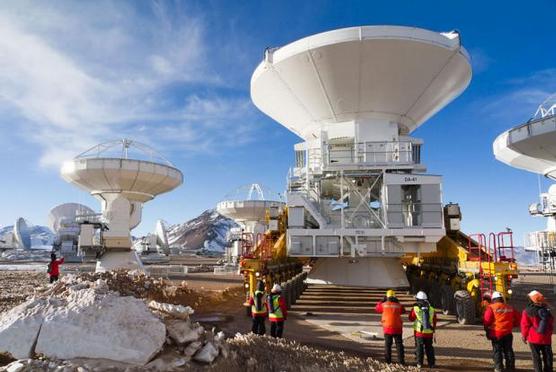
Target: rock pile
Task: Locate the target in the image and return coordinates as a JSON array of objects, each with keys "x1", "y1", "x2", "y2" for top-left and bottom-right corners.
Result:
[
  {"x1": 0, "y1": 272, "x2": 226, "y2": 370},
  {"x1": 77, "y1": 270, "x2": 193, "y2": 301},
  {"x1": 0, "y1": 276, "x2": 166, "y2": 365},
  {"x1": 219, "y1": 333, "x2": 419, "y2": 372}
]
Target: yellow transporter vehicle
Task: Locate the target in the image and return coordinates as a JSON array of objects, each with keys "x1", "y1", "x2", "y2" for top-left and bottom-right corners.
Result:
[
  {"x1": 403, "y1": 203, "x2": 519, "y2": 324},
  {"x1": 239, "y1": 207, "x2": 303, "y2": 314}
]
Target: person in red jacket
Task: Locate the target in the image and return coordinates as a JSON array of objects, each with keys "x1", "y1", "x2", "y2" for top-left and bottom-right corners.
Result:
[
  {"x1": 521, "y1": 290, "x2": 554, "y2": 372},
  {"x1": 375, "y1": 289, "x2": 405, "y2": 365},
  {"x1": 483, "y1": 291, "x2": 520, "y2": 372},
  {"x1": 268, "y1": 283, "x2": 287, "y2": 338},
  {"x1": 48, "y1": 253, "x2": 64, "y2": 283},
  {"x1": 248, "y1": 280, "x2": 268, "y2": 335},
  {"x1": 409, "y1": 291, "x2": 437, "y2": 369}
]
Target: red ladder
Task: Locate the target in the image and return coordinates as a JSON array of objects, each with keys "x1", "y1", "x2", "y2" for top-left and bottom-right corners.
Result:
[
  {"x1": 240, "y1": 232, "x2": 255, "y2": 258},
  {"x1": 468, "y1": 233, "x2": 493, "y2": 298},
  {"x1": 496, "y1": 231, "x2": 515, "y2": 262}
]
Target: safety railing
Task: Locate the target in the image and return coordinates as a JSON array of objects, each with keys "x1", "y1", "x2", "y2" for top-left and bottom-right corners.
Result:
[
  {"x1": 508, "y1": 114, "x2": 556, "y2": 144},
  {"x1": 323, "y1": 140, "x2": 421, "y2": 167},
  {"x1": 525, "y1": 231, "x2": 556, "y2": 251}
]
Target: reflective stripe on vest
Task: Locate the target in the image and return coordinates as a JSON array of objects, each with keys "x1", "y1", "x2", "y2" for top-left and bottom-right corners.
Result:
[
  {"x1": 268, "y1": 294, "x2": 283, "y2": 320},
  {"x1": 413, "y1": 305, "x2": 434, "y2": 334},
  {"x1": 489, "y1": 302, "x2": 514, "y2": 334},
  {"x1": 381, "y1": 301, "x2": 403, "y2": 330},
  {"x1": 251, "y1": 291, "x2": 267, "y2": 315}
]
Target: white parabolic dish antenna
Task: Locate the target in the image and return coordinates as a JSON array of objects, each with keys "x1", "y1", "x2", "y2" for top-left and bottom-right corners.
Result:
[
  {"x1": 251, "y1": 26, "x2": 472, "y2": 139},
  {"x1": 493, "y1": 93, "x2": 556, "y2": 179},
  {"x1": 217, "y1": 184, "x2": 285, "y2": 223},
  {"x1": 13, "y1": 217, "x2": 31, "y2": 250},
  {"x1": 48, "y1": 203, "x2": 95, "y2": 233},
  {"x1": 61, "y1": 139, "x2": 183, "y2": 204},
  {"x1": 61, "y1": 139, "x2": 183, "y2": 271}
]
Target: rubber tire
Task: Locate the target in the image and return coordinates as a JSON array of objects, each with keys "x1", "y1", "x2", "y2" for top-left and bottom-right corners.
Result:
[
  {"x1": 454, "y1": 290, "x2": 475, "y2": 325},
  {"x1": 440, "y1": 285, "x2": 455, "y2": 315},
  {"x1": 430, "y1": 286, "x2": 442, "y2": 308}
]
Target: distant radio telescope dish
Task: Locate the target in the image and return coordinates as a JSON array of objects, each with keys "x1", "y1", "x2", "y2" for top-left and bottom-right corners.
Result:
[
  {"x1": 48, "y1": 203, "x2": 95, "y2": 233},
  {"x1": 13, "y1": 218, "x2": 31, "y2": 250},
  {"x1": 60, "y1": 139, "x2": 183, "y2": 272},
  {"x1": 155, "y1": 219, "x2": 169, "y2": 248}
]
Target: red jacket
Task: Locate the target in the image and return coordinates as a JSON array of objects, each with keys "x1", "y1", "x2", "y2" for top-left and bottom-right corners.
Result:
[
  {"x1": 483, "y1": 302, "x2": 520, "y2": 339},
  {"x1": 409, "y1": 305, "x2": 437, "y2": 338},
  {"x1": 48, "y1": 258, "x2": 64, "y2": 277},
  {"x1": 268, "y1": 294, "x2": 287, "y2": 322},
  {"x1": 375, "y1": 300, "x2": 405, "y2": 335},
  {"x1": 521, "y1": 304, "x2": 554, "y2": 345}
]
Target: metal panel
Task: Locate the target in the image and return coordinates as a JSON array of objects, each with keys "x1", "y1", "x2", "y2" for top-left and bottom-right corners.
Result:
[
  {"x1": 288, "y1": 207, "x2": 305, "y2": 227},
  {"x1": 386, "y1": 185, "x2": 403, "y2": 228},
  {"x1": 289, "y1": 235, "x2": 313, "y2": 256}
]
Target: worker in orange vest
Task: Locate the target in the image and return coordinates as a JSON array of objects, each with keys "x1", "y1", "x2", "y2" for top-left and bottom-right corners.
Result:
[
  {"x1": 248, "y1": 280, "x2": 267, "y2": 335},
  {"x1": 375, "y1": 289, "x2": 405, "y2": 365},
  {"x1": 483, "y1": 291, "x2": 520, "y2": 372}
]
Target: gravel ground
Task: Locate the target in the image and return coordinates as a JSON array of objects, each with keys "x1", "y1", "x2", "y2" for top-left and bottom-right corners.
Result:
[
  {"x1": 0, "y1": 271, "x2": 45, "y2": 313},
  {"x1": 2, "y1": 270, "x2": 555, "y2": 372}
]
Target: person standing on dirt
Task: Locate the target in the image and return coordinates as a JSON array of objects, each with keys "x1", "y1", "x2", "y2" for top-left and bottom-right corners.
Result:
[
  {"x1": 268, "y1": 284, "x2": 287, "y2": 338},
  {"x1": 483, "y1": 291, "x2": 520, "y2": 372},
  {"x1": 409, "y1": 291, "x2": 436, "y2": 369},
  {"x1": 375, "y1": 289, "x2": 406, "y2": 365},
  {"x1": 521, "y1": 290, "x2": 554, "y2": 372},
  {"x1": 249, "y1": 280, "x2": 268, "y2": 335},
  {"x1": 47, "y1": 253, "x2": 64, "y2": 284}
]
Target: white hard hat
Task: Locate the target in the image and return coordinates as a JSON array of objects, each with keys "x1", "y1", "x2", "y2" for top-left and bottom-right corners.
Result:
[
  {"x1": 271, "y1": 284, "x2": 282, "y2": 293},
  {"x1": 491, "y1": 291, "x2": 503, "y2": 300},
  {"x1": 416, "y1": 291, "x2": 428, "y2": 300}
]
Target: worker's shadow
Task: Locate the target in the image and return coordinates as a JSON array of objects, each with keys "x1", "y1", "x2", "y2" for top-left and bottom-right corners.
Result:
[{"x1": 328, "y1": 322, "x2": 366, "y2": 326}]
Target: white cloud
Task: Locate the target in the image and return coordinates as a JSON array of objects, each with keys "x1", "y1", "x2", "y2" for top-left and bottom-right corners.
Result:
[
  {"x1": 469, "y1": 48, "x2": 492, "y2": 74},
  {"x1": 0, "y1": 1, "x2": 256, "y2": 168},
  {"x1": 480, "y1": 68, "x2": 556, "y2": 125}
]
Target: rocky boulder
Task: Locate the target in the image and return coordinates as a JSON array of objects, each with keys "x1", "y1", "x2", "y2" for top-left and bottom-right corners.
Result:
[{"x1": 0, "y1": 282, "x2": 166, "y2": 365}]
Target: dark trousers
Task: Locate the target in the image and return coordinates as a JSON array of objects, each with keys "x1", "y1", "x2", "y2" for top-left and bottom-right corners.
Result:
[
  {"x1": 529, "y1": 343, "x2": 553, "y2": 372},
  {"x1": 384, "y1": 333, "x2": 405, "y2": 364},
  {"x1": 251, "y1": 316, "x2": 266, "y2": 335},
  {"x1": 270, "y1": 321, "x2": 284, "y2": 338},
  {"x1": 491, "y1": 333, "x2": 515, "y2": 371},
  {"x1": 49, "y1": 275, "x2": 59, "y2": 284},
  {"x1": 251, "y1": 316, "x2": 266, "y2": 336},
  {"x1": 415, "y1": 336, "x2": 435, "y2": 367}
]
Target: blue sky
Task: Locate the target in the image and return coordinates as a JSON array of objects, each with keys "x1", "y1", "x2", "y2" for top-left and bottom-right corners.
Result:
[{"x1": 0, "y1": 0, "x2": 555, "y2": 244}]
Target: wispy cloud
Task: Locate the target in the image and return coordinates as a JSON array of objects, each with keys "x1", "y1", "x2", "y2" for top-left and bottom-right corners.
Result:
[
  {"x1": 480, "y1": 68, "x2": 556, "y2": 125},
  {"x1": 0, "y1": 1, "x2": 257, "y2": 168},
  {"x1": 469, "y1": 48, "x2": 492, "y2": 74}
]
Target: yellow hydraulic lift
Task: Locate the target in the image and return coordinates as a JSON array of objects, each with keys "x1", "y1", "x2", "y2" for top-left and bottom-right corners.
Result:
[
  {"x1": 402, "y1": 203, "x2": 518, "y2": 324},
  {"x1": 239, "y1": 207, "x2": 303, "y2": 313}
]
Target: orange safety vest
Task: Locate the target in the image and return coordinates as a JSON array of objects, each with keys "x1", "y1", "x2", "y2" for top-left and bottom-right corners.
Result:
[
  {"x1": 381, "y1": 301, "x2": 403, "y2": 331},
  {"x1": 489, "y1": 302, "x2": 515, "y2": 334}
]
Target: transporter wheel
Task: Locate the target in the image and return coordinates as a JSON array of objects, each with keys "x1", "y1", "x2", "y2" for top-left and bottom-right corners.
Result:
[
  {"x1": 408, "y1": 276, "x2": 416, "y2": 293},
  {"x1": 454, "y1": 290, "x2": 475, "y2": 325},
  {"x1": 430, "y1": 286, "x2": 442, "y2": 308},
  {"x1": 440, "y1": 285, "x2": 455, "y2": 315}
]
